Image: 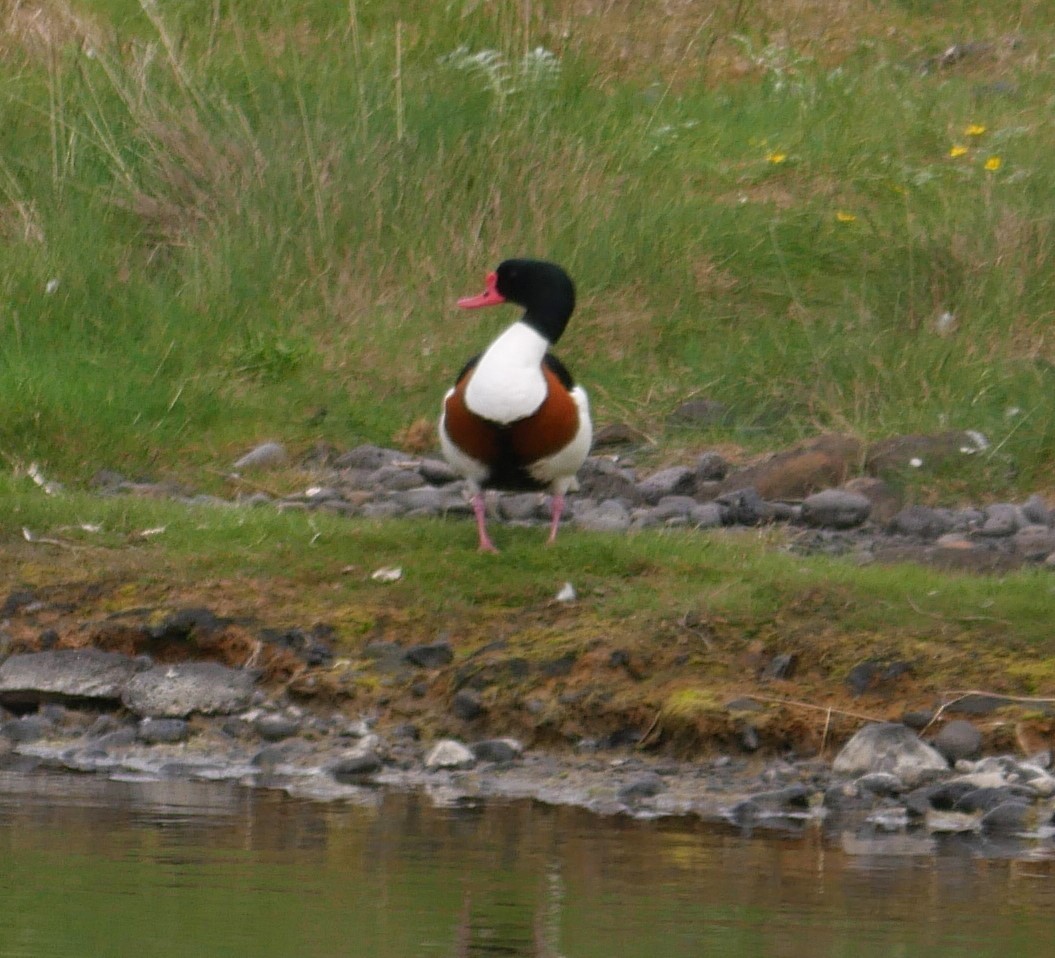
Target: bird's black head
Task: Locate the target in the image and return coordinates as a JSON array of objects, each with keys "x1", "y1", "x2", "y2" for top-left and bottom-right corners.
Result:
[{"x1": 459, "y1": 259, "x2": 576, "y2": 344}]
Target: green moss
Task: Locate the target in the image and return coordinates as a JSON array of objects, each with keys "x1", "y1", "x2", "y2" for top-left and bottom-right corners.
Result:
[{"x1": 660, "y1": 688, "x2": 724, "y2": 721}]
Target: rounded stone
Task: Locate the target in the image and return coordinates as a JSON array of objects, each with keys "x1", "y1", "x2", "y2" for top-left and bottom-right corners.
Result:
[
  {"x1": 451, "y1": 689, "x2": 485, "y2": 721},
  {"x1": 331, "y1": 752, "x2": 382, "y2": 781},
  {"x1": 618, "y1": 772, "x2": 666, "y2": 803},
  {"x1": 424, "y1": 739, "x2": 475, "y2": 770},
  {"x1": 832, "y1": 722, "x2": 949, "y2": 787},
  {"x1": 471, "y1": 739, "x2": 523, "y2": 764},
  {"x1": 253, "y1": 714, "x2": 300, "y2": 742},
  {"x1": 932, "y1": 719, "x2": 982, "y2": 763},
  {"x1": 981, "y1": 802, "x2": 1032, "y2": 835},
  {"x1": 800, "y1": 489, "x2": 872, "y2": 529},
  {"x1": 137, "y1": 718, "x2": 191, "y2": 744}
]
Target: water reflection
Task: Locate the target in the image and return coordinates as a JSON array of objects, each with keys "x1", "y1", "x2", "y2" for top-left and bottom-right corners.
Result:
[{"x1": 0, "y1": 771, "x2": 1053, "y2": 957}]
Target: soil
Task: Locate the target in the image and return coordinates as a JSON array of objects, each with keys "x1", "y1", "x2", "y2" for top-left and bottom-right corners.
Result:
[{"x1": 3, "y1": 536, "x2": 1053, "y2": 765}]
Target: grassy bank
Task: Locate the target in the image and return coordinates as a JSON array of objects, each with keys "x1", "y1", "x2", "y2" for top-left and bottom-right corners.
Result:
[
  {"x1": 2, "y1": 2, "x2": 1055, "y2": 747},
  {"x1": 1, "y1": 1, "x2": 1054, "y2": 495},
  {"x1": 4, "y1": 473, "x2": 1055, "y2": 750}
]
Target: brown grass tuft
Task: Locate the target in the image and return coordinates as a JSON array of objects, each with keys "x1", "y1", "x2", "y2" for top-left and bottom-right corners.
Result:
[{"x1": 1, "y1": 0, "x2": 103, "y2": 60}]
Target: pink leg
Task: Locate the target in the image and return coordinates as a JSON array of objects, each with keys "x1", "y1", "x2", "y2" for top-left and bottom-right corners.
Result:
[
  {"x1": 472, "y1": 493, "x2": 499, "y2": 553},
  {"x1": 546, "y1": 493, "x2": 565, "y2": 545}
]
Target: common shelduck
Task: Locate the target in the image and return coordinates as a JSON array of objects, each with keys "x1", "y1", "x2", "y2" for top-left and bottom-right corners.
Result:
[{"x1": 439, "y1": 259, "x2": 592, "y2": 552}]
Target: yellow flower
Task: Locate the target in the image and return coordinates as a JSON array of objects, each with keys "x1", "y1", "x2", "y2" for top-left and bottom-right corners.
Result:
[
  {"x1": 835, "y1": 210, "x2": 857, "y2": 223},
  {"x1": 965, "y1": 124, "x2": 987, "y2": 137},
  {"x1": 948, "y1": 145, "x2": 968, "y2": 158},
  {"x1": 984, "y1": 156, "x2": 1002, "y2": 171},
  {"x1": 767, "y1": 152, "x2": 787, "y2": 164}
]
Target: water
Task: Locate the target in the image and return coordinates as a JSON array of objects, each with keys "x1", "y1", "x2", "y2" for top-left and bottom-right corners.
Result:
[{"x1": 0, "y1": 770, "x2": 1053, "y2": 958}]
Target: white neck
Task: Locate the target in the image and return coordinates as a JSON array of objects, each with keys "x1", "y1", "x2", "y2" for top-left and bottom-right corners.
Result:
[{"x1": 464, "y1": 321, "x2": 550, "y2": 424}]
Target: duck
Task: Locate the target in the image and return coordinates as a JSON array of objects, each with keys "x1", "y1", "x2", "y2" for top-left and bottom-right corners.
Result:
[{"x1": 439, "y1": 259, "x2": 592, "y2": 552}]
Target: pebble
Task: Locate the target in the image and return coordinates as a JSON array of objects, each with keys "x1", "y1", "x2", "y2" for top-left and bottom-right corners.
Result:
[
  {"x1": 471, "y1": 738, "x2": 523, "y2": 764},
  {"x1": 451, "y1": 689, "x2": 485, "y2": 721},
  {"x1": 233, "y1": 442, "x2": 287, "y2": 470},
  {"x1": 424, "y1": 739, "x2": 475, "y2": 770},
  {"x1": 330, "y1": 751, "x2": 383, "y2": 781},
  {"x1": 137, "y1": 718, "x2": 191, "y2": 744},
  {"x1": 69, "y1": 437, "x2": 1055, "y2": 570},
  {"x1": 932, "y1": 719, "x2": 982, "y2": 763},
  {"x1": 800, "y1": 489, "x2": 871, "y2": 529},
  {"x1": 254, "y1": 714, "x2": 301, "y2": 742}
]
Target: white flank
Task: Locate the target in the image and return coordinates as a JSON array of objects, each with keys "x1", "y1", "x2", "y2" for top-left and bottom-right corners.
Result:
[{"x1": 527, "y1": 385, "x2": 592, "y2": 492}]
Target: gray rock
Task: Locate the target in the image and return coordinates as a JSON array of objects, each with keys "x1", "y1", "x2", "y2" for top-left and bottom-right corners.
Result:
[
  {"x1": 954, "y1": 786, "x2": 1022, "y2": 813},
  {"x1": 715, "y1": 487, "x2": 768, "y2": 525},
  {"x1": 637, "y1": 466, "x2": 695, "y2": 504},
  {"x1": 845, "y1": 660, "x2": 912, "y2": 696},
  {"x1": 122, "y1": 662, "x2": 257, "y2": 718},
  {"x1": 832, "y1": 722, "x2": 949, "y2": 787},
  {"x1": 302, "y1": 486, "x2": 342, "y2": 504},
  {"x1": 856, "y1": 771, "x2": 905, "y2": 796},
  {"x1": 574, "y1": 499, "x2": 631, "y2": 533},
  {"x1": 823, "y1": 781, "x2": 868, "y2": 810},
  {"x1": 574, "y1": 458, "x2": 640, "y2": 502},
  {"x1": 842, "y1": 476, "x2": 902, "y2": 523},
  {"x1": 650, "y1": 496, "x2": 698, "y2": 520},
  {"x1": 800, "y1": 489, "x2": 872, "y2": 529},
  {"x1": 369, "y1": 465, "x2": 423, "y2": 492},
  {"x1": 424, "y1": 739, "x2": 475, "y2": 770},
  {"x1": 762, "y1": 653, "x2": 797, "y2": 681},
  {"x1": 96, "y1": 727, "x2": 138, "y2": 750},
  {"x1": 404, "y1": 641, "x2": 453, "y2": 669},
  {"x1": 470, "y1": 738, "x2": 523, "y2": 764},
  {"x1": 1022, "y1": 493, "x2": 1052, "y2": 526},
  {"x1": 943, "y1": 693, "x2": 1020, "y2": 716},
  {"x1": 1, "y1": 715, "x2": 53, "y2": 743},
  {"x1": 695, "y1": 452, "x2": 729, "y2": 481},
  {"x1": 331, "y1": 751, "x2": 383, "y2": 781},
  {"x1": 618, "y1": 772, "x2": 666, "y2": 803},
  {"x1": 137, "y1": 718, "x2": 191, "y2": 744},
  {"x1": 975, "y1": 503, "x2": 1023, "y2": 537},
  {"x1": 334, "y1": 444, "x2": 401, "y2": 471},
  {"x1": 980, "y1": 802, "x2": 1032, "y2": 835},
  {"x1": 728, "y1": 785, "x2": 812, "y2": 823},
  {"x1": 0, "y1": 649, "x2": 140, "y2": 709},
  {"x1": 887, "y1": 506, "x2": 953, "y2": 539},
  {"x1": 738, "y1": 723, "x2": 760, "y2": 752},
  {"x1": 949, "y1": 507, "x2": 985, "y2": 531},
  {"x1": 592, "y1": 423, "x2": 648, "y2": 447},
  {"x1": 360, "y1": 500, "x2": 405, "y2": 519},
  {"x1": 689, "y1": 502, "x2": 724, "y2": 528},
  {"x1": 254, "y1": 714, "x2": 300, "y2": 742},
  {"x1": 418, "y1": 458, "x2": 461, "y2": 485},
  {"x1": 628, "y1": 509, "x2": 661, "y2": 531},
  {"x1": 252, "y1": 741, "x2": 308, "y2": 768},
  {"x1": 932, "y1": 719, "x2": 982, "y2": 762},
  {"x1": 1013, "y1": 525, "x2": 1055, "y2": 560},
  {"x1": 451, "y1": 689, "x2": 485, "y2": 721},
  {"x1": 233, "y1": 442, "x2": 287, "y2": 470},
  {"x1": 391, "y1": 486, "x2": 450, "y2": 514},
  {"x1": 905, "y1": 780, "x2": 977, "y2": 815},
  {"x1": 901, "y1": 710, "x2": 935, "y2": 730}
]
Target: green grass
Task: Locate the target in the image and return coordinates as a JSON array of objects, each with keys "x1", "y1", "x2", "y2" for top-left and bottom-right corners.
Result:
[
  {"x1": 5, "y1": 470, "x2": 1055, "y2": 658},
  {"x1": 0, "y1": 0, "x2": 1054, "y2": 496}
]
